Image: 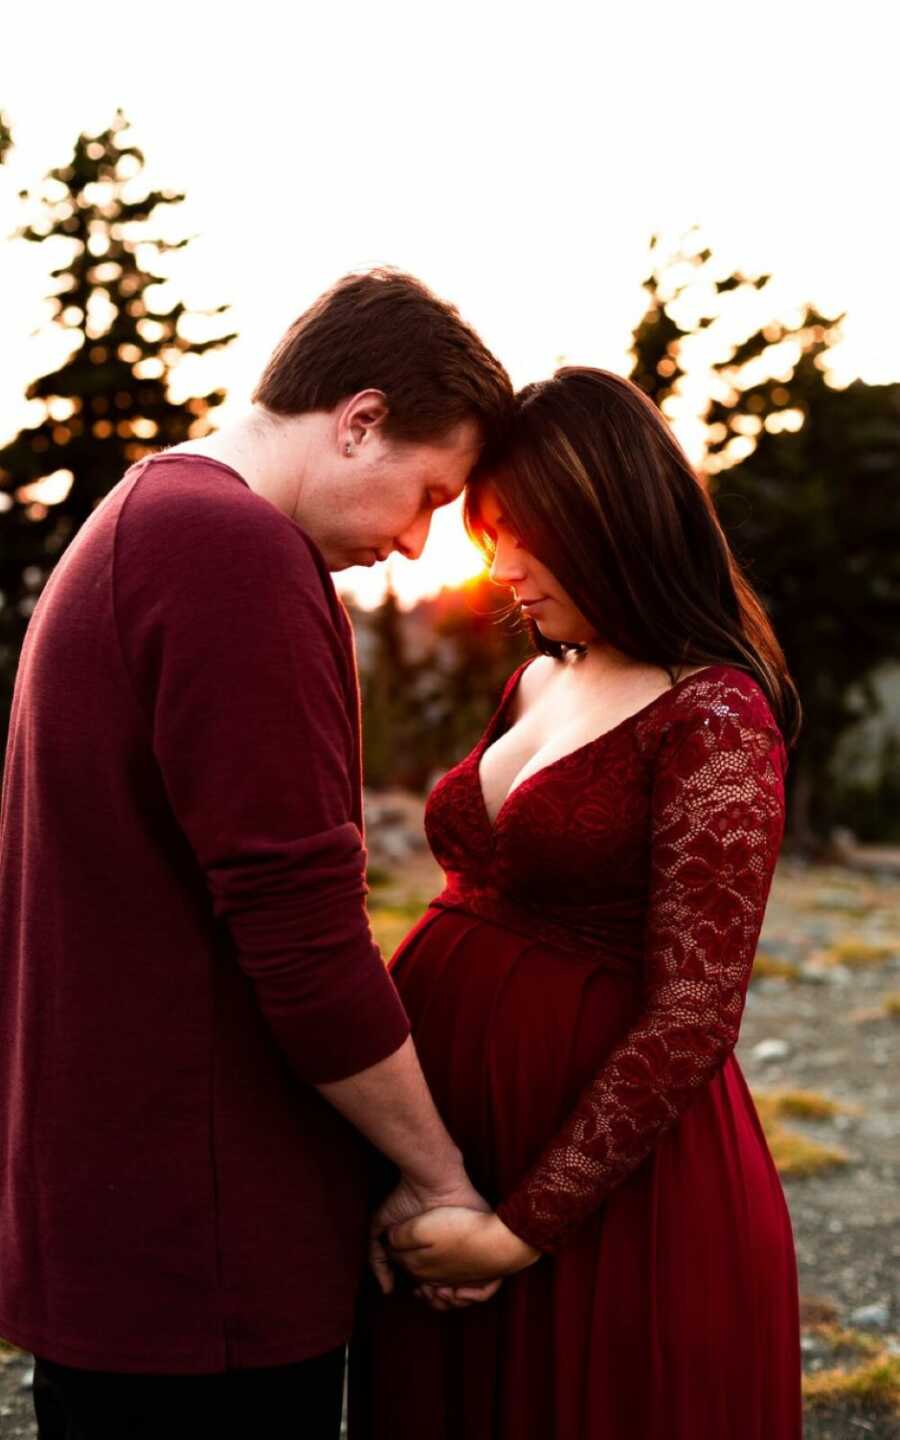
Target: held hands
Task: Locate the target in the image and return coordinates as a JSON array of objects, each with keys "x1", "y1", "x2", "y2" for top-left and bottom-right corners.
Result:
[
  {"x1": 387, "y1": 1206, "x2": 541, "y2": 1304},
  {"x1": 369, "y1": 1170, "x2": 494, "y2": 1298},
  {"x1": 370, "y1": 1168, "x2": 541, "y2": 1312}
]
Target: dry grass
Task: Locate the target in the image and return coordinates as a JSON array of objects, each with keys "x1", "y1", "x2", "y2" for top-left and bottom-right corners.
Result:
[
  {"x1": 767, "y1": 1128, "x2": 851, "y2": 1177},
  {"x1": 751, "y1": 953, "x2": 802, "y2": 982},
  {"x1": 805, "y1": 1323, "x2": 884, "y2": 1359},
  {"x1": 803, "y1": 1351, "x2": 900, "y2": 1412},
  {"x1": 800, "y1": 1296, "x2": 840, "y2": 1325},
  {"x1": 766, "y1": 1088, "x2": 862, "y2": 1122},
  {"x1": 370, "y1": 899, "x2": 430, "y2": 957},
  {"x1": 822, "y1": 939, "x2": 895, "y2": 969},
  {"x1": 752, "y1": 1090, "x2": 853, "y2": 1177},
  {"x1": 882, "y1": 992, "x2": 900, "y2": 1017}
]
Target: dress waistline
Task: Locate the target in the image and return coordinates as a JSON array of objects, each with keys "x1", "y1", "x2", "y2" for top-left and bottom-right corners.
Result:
[{"x1": 430, "y1": 880, "x2": 642, "y2": 980}]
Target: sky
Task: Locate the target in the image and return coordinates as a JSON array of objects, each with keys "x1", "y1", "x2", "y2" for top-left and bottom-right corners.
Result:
[{"x1": 1, "y1": 0, "x2": 897, "y2": 606}]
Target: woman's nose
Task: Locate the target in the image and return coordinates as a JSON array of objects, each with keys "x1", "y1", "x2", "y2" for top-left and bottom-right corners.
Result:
[{"x1": 489, "y1": 543, "x2": 527, "y2": 586}]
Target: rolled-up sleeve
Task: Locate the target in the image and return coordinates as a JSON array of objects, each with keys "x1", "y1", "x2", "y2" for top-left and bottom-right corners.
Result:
[{"x1": 114, "y1": 474, "x2": 410, "y2": 1083}]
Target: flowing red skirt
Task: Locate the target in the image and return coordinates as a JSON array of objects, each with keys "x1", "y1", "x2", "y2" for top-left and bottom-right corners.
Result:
[{"x1": 349, "y1": 905, "x2": 803, "y2": 1440}]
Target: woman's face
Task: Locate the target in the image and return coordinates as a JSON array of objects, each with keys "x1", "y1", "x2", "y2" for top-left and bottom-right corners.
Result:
[{"x1": 478, "y1": 484, "x2": 598, "y2": 646}]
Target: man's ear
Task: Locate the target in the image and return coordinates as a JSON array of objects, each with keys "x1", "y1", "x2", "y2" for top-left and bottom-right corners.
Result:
[{"x1": 338, "y1": 390, "x2": 390, "y2": 453}]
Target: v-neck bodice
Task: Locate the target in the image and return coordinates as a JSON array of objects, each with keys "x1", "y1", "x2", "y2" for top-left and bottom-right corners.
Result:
[
  {"x1": 424, "y1": 659, "x2": 785, "y2": 963},
  {"x1": 475, "y1": 660, "x2": 720, "y2": 833}
]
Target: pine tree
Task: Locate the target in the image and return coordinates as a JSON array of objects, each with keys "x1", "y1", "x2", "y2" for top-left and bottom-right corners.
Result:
[
  {"x1": 0, "y1": 109, "x2": 236, "y2": 738},
  {"x1": 630, "y1": 233, "x2": 900, "y2": 843},
  {"x1": 630, "y1": 228, "x2": 770, "y2": 413},
  {"x1": 712, "y1": 344, "x2": 900, "y2": 844}
]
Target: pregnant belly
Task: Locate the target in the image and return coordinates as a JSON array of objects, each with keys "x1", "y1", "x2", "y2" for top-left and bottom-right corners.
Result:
[{"x1": 388, "y1": 903, "x2": 644, "y2": 1202}]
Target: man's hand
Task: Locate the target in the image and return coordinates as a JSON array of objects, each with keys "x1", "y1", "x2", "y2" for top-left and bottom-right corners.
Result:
[
  {"x1": 369, "y1": 1173, "x2": 492, "y2": 1296},
  {"x1": 387, "y1": 1206, "x2": 541, "y2": 1286}
]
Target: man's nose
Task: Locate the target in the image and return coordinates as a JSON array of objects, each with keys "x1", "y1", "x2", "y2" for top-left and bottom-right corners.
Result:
[{"x1": 394, "y1": 511, "x2": 433, "y2": 562}]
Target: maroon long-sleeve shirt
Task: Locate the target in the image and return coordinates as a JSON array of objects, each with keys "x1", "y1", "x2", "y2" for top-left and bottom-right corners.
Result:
[{"x1": 0, "y1": 453, "x2": 410, "y2": 1373}]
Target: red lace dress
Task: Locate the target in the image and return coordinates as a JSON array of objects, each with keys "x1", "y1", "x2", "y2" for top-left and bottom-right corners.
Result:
[{"x1": 349, "y1": 662, "x2": 802, "y2": 1440}]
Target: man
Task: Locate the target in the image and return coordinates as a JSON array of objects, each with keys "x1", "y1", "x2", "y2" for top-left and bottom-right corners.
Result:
[{"x1": 0, "y1": 269, "x2": 513, "y2": 1438}]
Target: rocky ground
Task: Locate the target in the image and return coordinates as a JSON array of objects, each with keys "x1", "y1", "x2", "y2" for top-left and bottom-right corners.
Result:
[
  {"x1": 738, "y1": 858, "x2": 900, "y2": 1438},
  {"x1": 2, "y1": 850, "x2": 898, "y2": 1438}
]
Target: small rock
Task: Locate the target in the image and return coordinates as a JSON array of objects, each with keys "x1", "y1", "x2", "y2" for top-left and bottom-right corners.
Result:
[
  {"x1": 850, "y1": 1301, "x2": 890, "y2": 1330},
  {"x1": 800, "y1": 968, "x2": 830, "y2": 986},
  {"x1": 751, "y1": 1038, "x2": 790, "y2": 1062}
]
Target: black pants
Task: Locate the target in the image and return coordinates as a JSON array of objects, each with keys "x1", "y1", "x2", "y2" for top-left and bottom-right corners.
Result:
[{"x1": 32, "y1": 1345, "x2": 345, "y2": 1440}]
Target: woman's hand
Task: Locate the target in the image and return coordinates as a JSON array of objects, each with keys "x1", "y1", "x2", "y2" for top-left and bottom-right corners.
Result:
[
  {"x1": 387, "y1": 1206, "x2": 541, "y2": 1286},
  {"x1": 413, "y1": 1278, "x2": 504, "y2": 1312},
  {"x1": 369, "y1": 1174, "x2": 492, "y2": 1296}
]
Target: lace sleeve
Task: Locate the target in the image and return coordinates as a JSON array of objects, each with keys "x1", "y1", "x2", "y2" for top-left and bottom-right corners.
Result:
[{"x1": 495, "y1": 684, "x2": 787, "y2": 1253}]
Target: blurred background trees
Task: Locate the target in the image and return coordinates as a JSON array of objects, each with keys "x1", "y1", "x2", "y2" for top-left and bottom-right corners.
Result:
[
  {"x1": 630, "y1": 233, "x2": 900, "y2": 843},
  {"x1": 0, "y1": 109, "x2": 235, "y2": 736},
  {"x1": 353, "y1": 233, "x2": 899, "y2": 847},
  {"x1": 354, "y1": 576, "x2": 528, "y2": 791},
  {"x1": 1, "y1": 113, "x2": 898, "y2": 847}
]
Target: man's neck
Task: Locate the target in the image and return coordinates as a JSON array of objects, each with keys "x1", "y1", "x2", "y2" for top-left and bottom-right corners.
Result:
[{"x1": 165, "y1": 407, "x2": 318, "y2": 523}]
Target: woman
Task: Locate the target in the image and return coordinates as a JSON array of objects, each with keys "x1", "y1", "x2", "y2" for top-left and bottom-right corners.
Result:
[{"x1": 349, "y1": 368, "x2": 803, "y2": 1440}]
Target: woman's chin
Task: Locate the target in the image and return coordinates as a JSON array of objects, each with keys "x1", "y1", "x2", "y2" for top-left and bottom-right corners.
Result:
[{"x1": 534, "y1": 619, "x2": 580, "y2": 645}]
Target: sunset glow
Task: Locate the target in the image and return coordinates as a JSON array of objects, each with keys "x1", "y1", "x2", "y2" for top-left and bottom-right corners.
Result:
[
  {"x1": 339, "y1": 497, "x2": 488, "y2": 610},
  {"x1": 1, "y1": 1, "x2": 895, "y2": 611}
]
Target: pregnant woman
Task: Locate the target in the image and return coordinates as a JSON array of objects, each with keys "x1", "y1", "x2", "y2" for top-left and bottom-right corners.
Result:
[{"x1": 350, "y1": 368, "x2": 803, "y2": 1440}]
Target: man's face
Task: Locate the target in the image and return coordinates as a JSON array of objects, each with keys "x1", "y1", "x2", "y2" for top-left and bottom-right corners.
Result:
[{"x1": 309, "y1": 417, "x2": 484, "y2": 571}]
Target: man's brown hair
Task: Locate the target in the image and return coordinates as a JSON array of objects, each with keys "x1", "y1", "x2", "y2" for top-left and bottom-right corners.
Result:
[{"x1": 252, "y1": 268, "x2": 513, "y2": 446}]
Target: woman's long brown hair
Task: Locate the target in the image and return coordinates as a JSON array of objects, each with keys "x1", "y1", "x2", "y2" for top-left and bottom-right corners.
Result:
[{"x1": 464, "y1": 367, "x2": 801, "y2": 745}]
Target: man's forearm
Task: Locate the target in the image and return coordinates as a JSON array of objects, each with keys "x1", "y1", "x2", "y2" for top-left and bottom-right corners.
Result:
[{"x1": 316, "y1": 1034, "x2": 463, "y2": 1191}]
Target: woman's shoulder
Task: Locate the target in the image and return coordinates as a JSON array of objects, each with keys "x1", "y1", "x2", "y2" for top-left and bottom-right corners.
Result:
[
  {"x1": 672, "y1": 663, "x2": 777, "y2": 719},
  {"x1": 637, "y1": 663, "x2": 786, "y2": 761}
]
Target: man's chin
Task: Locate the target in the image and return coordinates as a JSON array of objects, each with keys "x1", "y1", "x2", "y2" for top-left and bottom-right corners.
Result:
[{"x1": 325, "y1": 551, "x2": 378, "y2": 573}]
